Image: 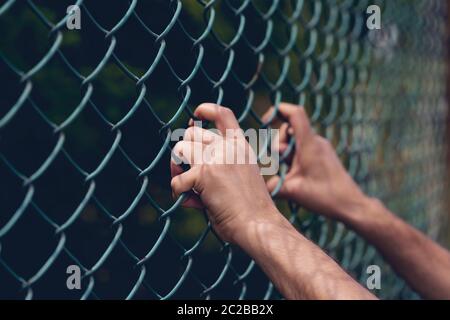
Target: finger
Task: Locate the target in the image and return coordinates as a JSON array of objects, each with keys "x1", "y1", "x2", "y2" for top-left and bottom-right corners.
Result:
[
  {"x1": 266, "y1": 175, "x2": 280, "y2": 193},
  {"x1": 277, "y1": 103, "x2": 312, "y2": 143},
  {"x1": 277, "y1": 123, "x2": 290, "y2": 145},
  {"x1": 170, "y1": 159, "x2": 204, "y2": 208},
  {"x1": 183, "y1": 126, "x2": 220, "y2": 144},
  {"x1": 172, "y1": 141, "x2": 206, "y2": 166},
  {"x1": 194, "y1": 103, "x2": 243, "y2": 138},
  {"x1": 262, "y1": 104, "x2": 312, "y2": 143},
  {"x1": 261, "y1": 107, "x2": 286, "y2": 125},
  {"x1": 170, "y1": 167, "x2": 199, "y2": 198},
  {"x1": 278, "y1": 143, "x2": 290, "y2": 155},
  {"x1": 266, "y1": 175, "x2": 288, "y2": 198},
  {"x1": 269, "y1": 123, "x2": 289, "y2": 157},
  {"x1": 261, "y1": 107, "x2": 275, "y2": 124},
  {"x1": 181, "y1": 192, "x2": 204, "y2": 209},
  {"x1": 266, "y1": 175, "x2": 298, "y2": 199}
]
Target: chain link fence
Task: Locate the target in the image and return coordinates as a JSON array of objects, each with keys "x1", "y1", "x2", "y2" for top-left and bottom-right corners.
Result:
[{"x1": 0, "y1": 0, "x2": 448, "y2": 299}]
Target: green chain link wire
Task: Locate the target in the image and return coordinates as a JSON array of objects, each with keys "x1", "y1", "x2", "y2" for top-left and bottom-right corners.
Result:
[{"x1": 0, "y1": 0, "x2": 448, "y2": 299}]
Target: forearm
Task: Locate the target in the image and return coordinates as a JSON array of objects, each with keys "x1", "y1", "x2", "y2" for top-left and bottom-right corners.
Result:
[
  {"x1": 232, "y1": 209, "x2": 376, "y2": 300},
  {"x1": 342, "y1": 197, "x2": 450, "y2": 299}
]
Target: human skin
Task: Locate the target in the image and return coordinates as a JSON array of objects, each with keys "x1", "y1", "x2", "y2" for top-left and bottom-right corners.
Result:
[
  {"x1": 170, "y1": 103, "x2": 376, "y2": 300},
  {"x1": 262, "y1": 102, "x2": 450, "y2": 300}
]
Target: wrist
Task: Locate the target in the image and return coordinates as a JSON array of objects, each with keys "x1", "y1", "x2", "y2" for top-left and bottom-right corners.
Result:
[
  {"x1": 229, "y1": 206, "x2": 292, "y2": 246},
  {"x1": 341, "y1": 195, "x2": 391, "y2": 230}
]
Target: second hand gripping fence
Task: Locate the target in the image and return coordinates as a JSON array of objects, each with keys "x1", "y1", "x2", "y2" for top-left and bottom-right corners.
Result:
[{"x1": 0, "y1": 0, "x2": 448, "y2": 299}]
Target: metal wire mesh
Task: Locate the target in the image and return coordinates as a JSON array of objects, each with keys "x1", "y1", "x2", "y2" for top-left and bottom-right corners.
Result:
[{"x1": 0, "y1": 0, "x2": 448, "y2": 299}]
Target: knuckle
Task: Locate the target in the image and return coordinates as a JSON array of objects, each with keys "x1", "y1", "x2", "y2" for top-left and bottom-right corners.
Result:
[
  {"x1": 173, "y1": 141, "x2": 183, "y2": 154},
  {"x1": 312, "y1": 135, "x2": 325, "y2": 147},
  {"x1": 183, "y1": 127, "x2": 195, "y2": 140},
  {"x1": 170, "y1": 177, "x2": 178, "y2": 191},
  {"x1": 172, "y1": 141, "x2": 187, "y2": 160},
  {"x1": 200, "y1": 102, "x2": 214, "y2": 108},
  {"x1": 196, "y1": 103, "x2": 210, "y2": 112},
  {"x1": 317, "y1": 136, "x2": 328, "y2": 144},
  {"x1": 263, "y1": 107, "x2": 274, "y2": 119},
  {"x1": 317, "y1": 136, "x2": 333, "y2": 151},
  {"x1": 295, "y1": 106, "x2": 306, "y2": 118},
  {"x1": 202, "y1": 163, "x2": 214, "y2": 175},
  {"x1": 219, "y1": 106, "x2": 234, "y2": 117},
  {"x1": 294, "y1": 107, "x2": 303, "y2": 115}
]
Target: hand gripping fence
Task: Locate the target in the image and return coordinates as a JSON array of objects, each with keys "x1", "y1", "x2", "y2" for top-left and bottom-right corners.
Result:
[{"x1": 0, "y1": 0, "x2": 448, "y2": 299}]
